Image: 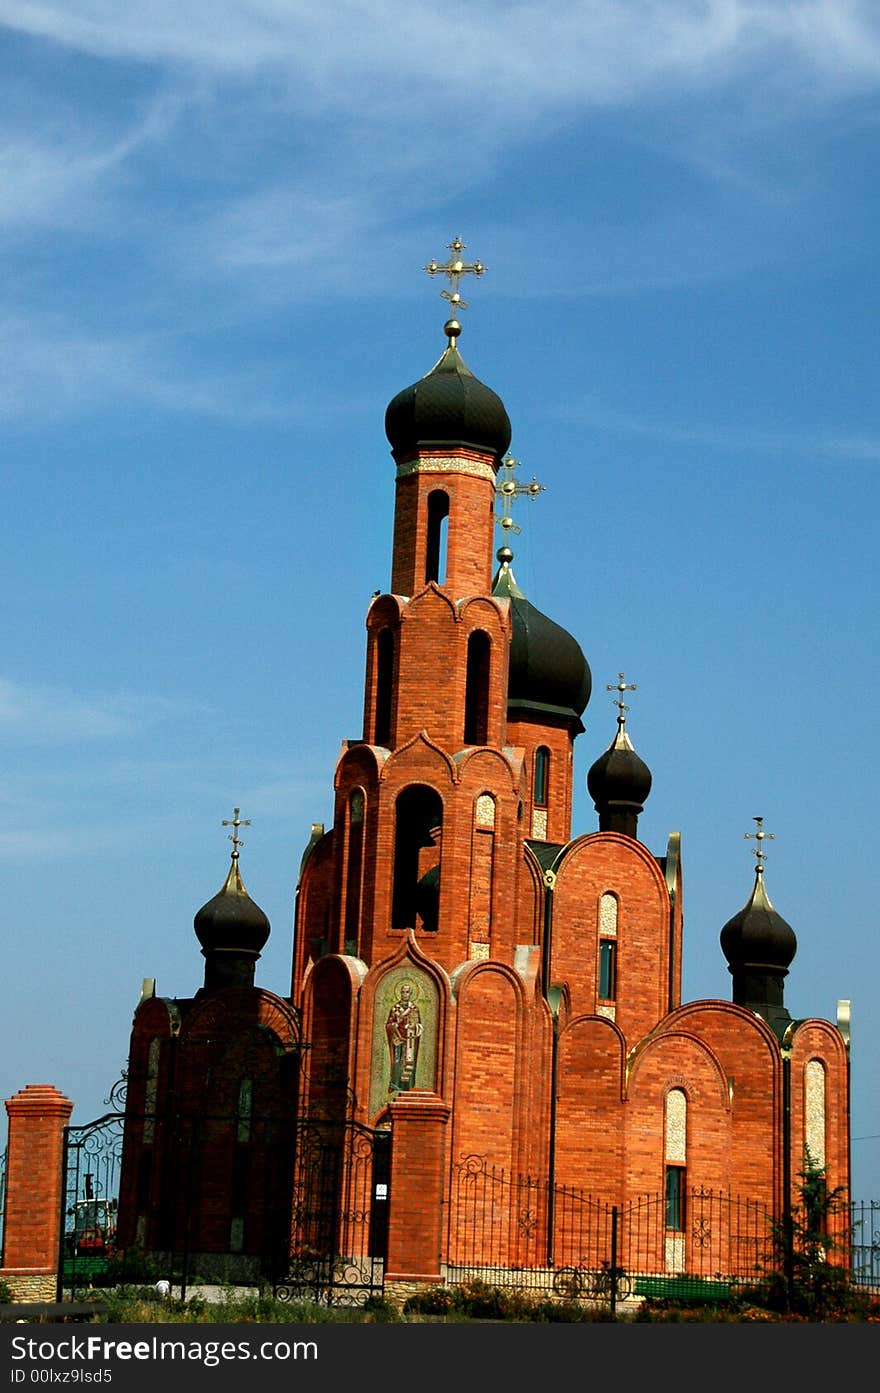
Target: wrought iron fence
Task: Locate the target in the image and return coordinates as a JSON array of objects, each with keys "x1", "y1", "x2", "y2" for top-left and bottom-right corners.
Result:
[
  {"x1": 850, "y1": 1199, "x2": 880, "y2": 1290},
  {"x1": 446, "y1": 1155, "x2": 777, "y2": 1303}
]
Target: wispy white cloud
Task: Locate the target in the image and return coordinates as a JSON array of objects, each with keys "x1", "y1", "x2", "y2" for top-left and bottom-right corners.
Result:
[
  {"x1": 0, "y1": 89, "x2": 183, "y2": 231},
  {"x1": 0, "y1": 675, "x2": 184, "y2": 740},
  {"x1": 0, "y1": 313, "x2": 360, "y2": 422},
  {"x1": 1, "y1": 2, "x2": 879, "y2": 106},
  {"x1": 560, "y1": 394, "x2": 880, "y2": 463}
]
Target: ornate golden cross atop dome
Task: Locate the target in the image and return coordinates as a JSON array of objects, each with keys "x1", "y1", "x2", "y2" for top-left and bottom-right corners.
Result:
[
  {"x1": 745, "y1": 815, "x2": 775, "y2": 874},
  {"x1": 607, "y1": 672, "x2": 637, "y2": 723},
  {"x1": 495, "y1": 455, "x2": 545, "y2": 538},
  {"x1": 222, "y1": 807, "x2": 251, "y2": 860},
  {"x1": 424, "y1": 237, "x2": 486, "y2": 315}
]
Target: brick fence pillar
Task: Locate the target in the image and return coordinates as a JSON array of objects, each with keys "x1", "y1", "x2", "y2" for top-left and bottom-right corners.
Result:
[
  {"x1": 384, "y1": 1089, "x2": 450, "y2": 1285},
  {"x1": 2, "y1": 1084, "x2": 74, "y2": 1298}
]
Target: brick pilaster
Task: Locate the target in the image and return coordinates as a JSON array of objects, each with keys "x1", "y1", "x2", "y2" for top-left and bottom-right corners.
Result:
[
  {"x1": 385, "y1": 1090, "x2": 450, "y2": 1283},
  {"x1": 2, "y1": 1084, "x2": 74, "y2": 1276}
]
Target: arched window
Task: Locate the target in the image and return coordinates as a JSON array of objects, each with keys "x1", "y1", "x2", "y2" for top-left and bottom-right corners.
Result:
[
  {"x1": 229, "y1": 1075, "x2": 254, "y2": 1252},
  {"x1": 534, "y1": 747, "x2": 550, "y2": 807},
  {"x1": 665, "y1": 1089, "x2": 687, "y2": 1240},
  {"x1": 598, "y1": 892, "x2": 618, "y2": 1005},
  {"x1": 374, "y1": 628, "x2": 394, "y2": 745},
  {"x1": 464, "y1": 630, "x2": 491, "y2": 745},
  {"x1": 425, "y1": 489, "x2": 450, "y2": 585},
  {"x1": 344, "y1": 789, "x2": 365, "y2": 953},
  {"x1": 392, "y1": 785, "x2": 443, "y2": 932}
]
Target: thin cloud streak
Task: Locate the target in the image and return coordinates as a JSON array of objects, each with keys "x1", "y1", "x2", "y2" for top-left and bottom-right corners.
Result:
[
  {"x1": 0, "y1": 314, "x2": 359, "y2": 423},
  {"x1": 1, "y1": 2, "x2": 879, "y2": 111},
  {"x1": 561, "y1": 396, "x2": 880, "y2": 464},
  {"x1": 0, "y1": 676, "x2": 185, "y2": 740}
]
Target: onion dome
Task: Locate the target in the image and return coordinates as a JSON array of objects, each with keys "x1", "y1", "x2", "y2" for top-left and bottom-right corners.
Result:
[
  {"x1": 385, "y1": 320, "x2": 512, "y2": 464},
  {"x1": 194, "y1": 818, "x2": 270, "y2": 990},
  {"x1": 587, "y1": 677, "x2": 652, "y2": 838},
  {"x1": 492, "y1": 547, "x2": 591, "y2": 732},
  {"x1": 720, "y1": 820, "x2": 797, "y2": 1036}
]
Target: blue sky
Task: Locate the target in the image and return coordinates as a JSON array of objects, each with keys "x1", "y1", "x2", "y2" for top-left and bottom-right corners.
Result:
[{"x1": 1, "y1": 2, "x2": 878, "y2": 1205}]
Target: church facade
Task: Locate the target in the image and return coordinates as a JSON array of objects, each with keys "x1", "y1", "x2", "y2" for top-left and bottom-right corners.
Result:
[{"x1": 116, "y1": 246, "x2": 851, "y2": 1297}]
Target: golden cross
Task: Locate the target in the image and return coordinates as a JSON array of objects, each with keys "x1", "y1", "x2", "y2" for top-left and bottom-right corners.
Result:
[
  {"x1": 222, "y1": 807, "x2": 251, "y2": 859},
  {"x1": 424, "y1": 237, "x2": 486, "y2": 314},
  {"x1": 745, "y1": 816, "x2": 775, "y2": 873},
  {"x1": 495, "y1": 456, "x2": 545, "y2": 537},
  {"x1": 607, "y1": 672, "x2": 637, "y2": 721}
]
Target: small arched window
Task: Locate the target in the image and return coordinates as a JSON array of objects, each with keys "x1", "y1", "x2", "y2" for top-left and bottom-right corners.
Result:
[
  {"x1": 598, "y1": 892, "x2": 619, "y2": 1003},
  {"x1": 392, "y1": 785, "x2": 443, "y2": 932},
  {"x1": 425, "y1": 490, "x2": 450, "y2": 585},
  {"x1": 374, "y1": 629, "x2": 394, "y2": 745},
  {"x1": 464, "y1": 631, "x2": 491, "y2": 745},
  {"x1": 344, "y1": 789, "x2": 365, "y2": 952},
  {"x1": 665, "y1": 1088, "x2": 687, "y2": 1233},
  {"x1": 534, "y1": 747, "x2": 550, "y2": 807}
]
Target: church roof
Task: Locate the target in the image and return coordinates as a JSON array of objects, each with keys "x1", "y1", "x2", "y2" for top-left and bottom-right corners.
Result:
[
  {"x1": 194, "y1": 853, "x2": 270, "y2": 959},
  {"x1": 720, "y1": 867, "x2": 797, "y2": 973},
  {"x1": 493, "y1": 549, "x2": 592, "y2": 731},
  {"x1": 384, "y1": 322, "x2": 512, "y2": 463}
]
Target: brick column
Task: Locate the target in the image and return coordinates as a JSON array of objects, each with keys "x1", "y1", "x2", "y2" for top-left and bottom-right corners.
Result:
[
  {"x1": 2, "y1": 1084, "x2": 74, "y2": 1295},
  {"x1": 384, "y1": 1089, "x2": 450, "y2": 1284}
]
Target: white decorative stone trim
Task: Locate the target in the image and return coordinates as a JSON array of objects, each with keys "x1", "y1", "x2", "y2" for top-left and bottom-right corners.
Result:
[
  {"x1": 665, "y1": 1235, "x2": 685, "y2": 1273},
  {"x1": 396, "y1": 455, "x2": 496, "y2": 482},
  {"x1": 599, "y1": 893, "x2": 618, "y2": 936},
  {"x1": 665, "y1": 1087, "x2": 687, "y2": 1162},
  {"x1": 469, "y1": 941, "x2": 490, "y2": 960},
  {"x1": 531, "y1": 808, "x2": 548, "y2": 839},
  {"x1": 805, "y1": 1058, "x2": 827, "y2": 1168},
  {"x1": 597, "y1": 1004, "x2": 616, "y2": 1021},
  {"x1": 475, "y1": 793, "x2": 496, "y2": 827}
]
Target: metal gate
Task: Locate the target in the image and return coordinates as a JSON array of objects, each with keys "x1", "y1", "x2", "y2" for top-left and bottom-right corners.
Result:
[
  {"x1": 273, "y1": 1117, "x2": 389, "y2": 1306},
  {"x1": 57, "y1": 1107, "x2": 126, "y2": 1299},
  {"x1": 0, "y1": 1145, "x2": 7, "y2": 1261}
]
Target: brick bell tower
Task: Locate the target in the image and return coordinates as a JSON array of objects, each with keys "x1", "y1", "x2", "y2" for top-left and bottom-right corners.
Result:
[{"x1": 291, "y1": 240, "x2": 592, "y2": 1124}]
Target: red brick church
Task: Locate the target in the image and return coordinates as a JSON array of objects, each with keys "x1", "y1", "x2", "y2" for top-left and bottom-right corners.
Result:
[{"x1": 115, "y1": 242, "x2": 851, "y2": 1300}]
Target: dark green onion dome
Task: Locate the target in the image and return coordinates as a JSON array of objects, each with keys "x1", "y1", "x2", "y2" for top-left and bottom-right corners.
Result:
[
  {"x1": 720, "y1": 870, "x2": 797, "y2": 975},
  {"x1": 492, "y1": 548, "x2": 591, "y2": 733},
  {"x1": 194, "y1": 854, "x2": 270, "y2": 990},
  {"x1": 385, "y1": 321, "x2": 512, "y2": 464},
  {"x1": 720, "y1": 865, "x2": 797, "y2": 1036},
  {"x1": 587, "y1": 712, "x2": 653, "y2": 838}
]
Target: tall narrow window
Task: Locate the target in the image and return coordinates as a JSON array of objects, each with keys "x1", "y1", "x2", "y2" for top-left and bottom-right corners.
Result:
[
  {"x1": 374, "y1": 628, "x2": 394, "y2": 745},
  {"x1": 665, "y1": 1166, "x2": 686, "y2": 1231},
  {"x1": 425, "y1": 490, "x2": 450, "y2": 584},
  {"x1": 598, "y1": 940, "x2": 617, "y2": 999},
  {"x1": 534, "y1": 747, "x2": 550, "y2": 807},
  {"x1": 392, "y1": 785, "x2": 443, "y2": 931},
  {"x1": 597, "y1": 893, "x2": 618, "y2": 1014},
  {"x1": 344, "y1": 789, "x2": 365, "y2": 953},
  {"x1": 236, "y1": 1077, "x2": 253, "y2": 1144},
  {"x1": 664, "y1": 1088, "x2": 687, "y2": 1243},
  {"x1": 464, "y1": 631, "x2": 490, "y2": 745}
]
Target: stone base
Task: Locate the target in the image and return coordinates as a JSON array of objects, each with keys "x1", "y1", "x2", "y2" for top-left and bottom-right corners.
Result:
[
  {"x1": 0, "y1": 1271, "x2": 58, "y2": 1302},
  {"x1": 383, "y1": 1277, "x2": 444, "y2": 1311}
]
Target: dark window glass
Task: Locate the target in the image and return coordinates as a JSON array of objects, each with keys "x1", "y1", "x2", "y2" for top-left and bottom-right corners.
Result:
[
  {"x1": 665, "y1": 1166, "x2": 686, "y2": 1231},
  {"x1": 599, "y1": 940, "x2": 617, "y2": 999}
]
